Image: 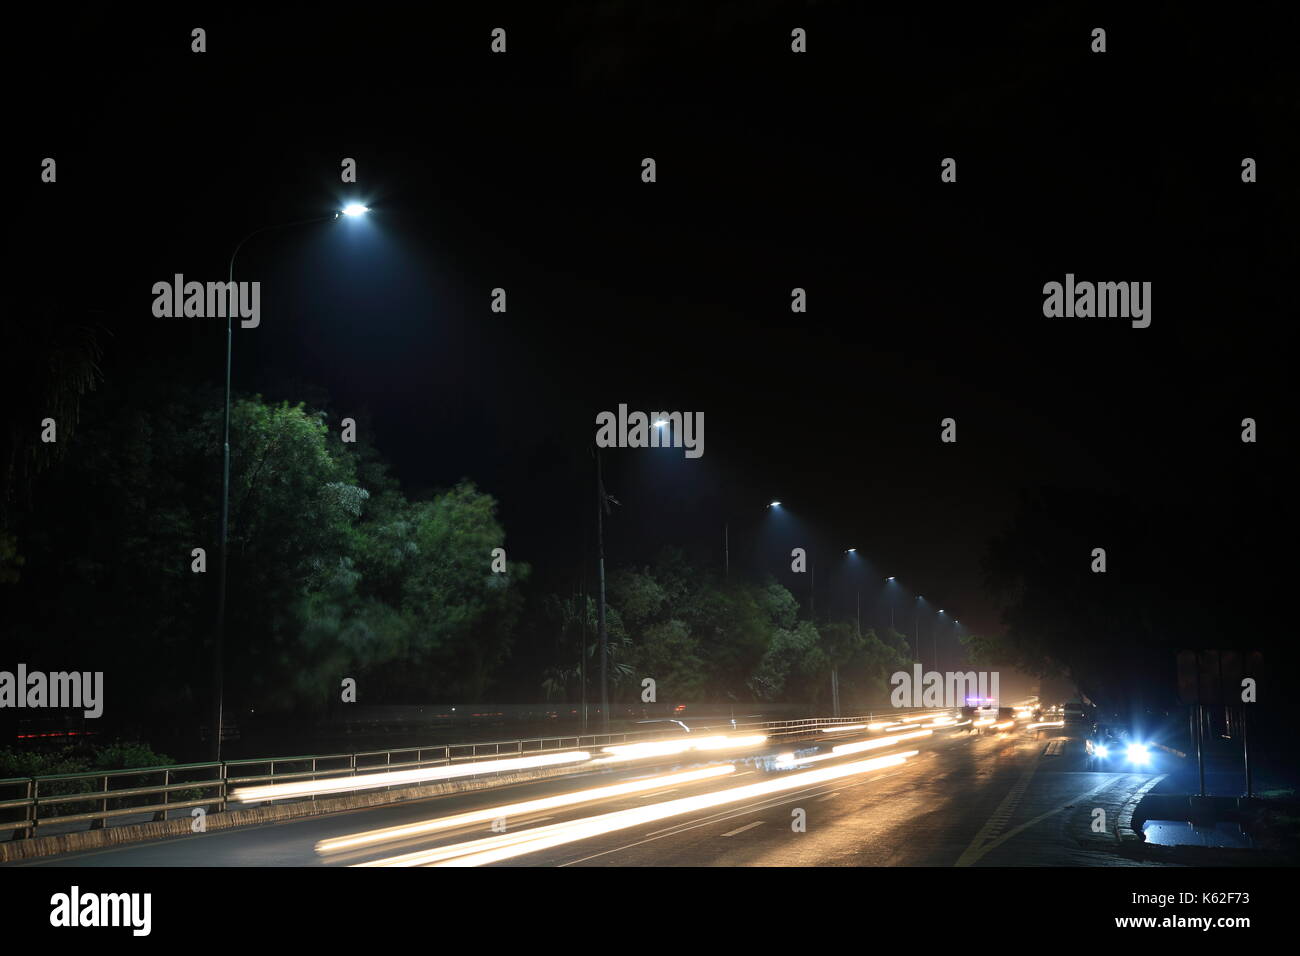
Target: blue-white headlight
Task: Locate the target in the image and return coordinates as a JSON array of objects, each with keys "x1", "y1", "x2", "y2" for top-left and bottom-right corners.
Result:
[{"x1": 1126, "y1": 742, "x2": 1151, "y2": 765}]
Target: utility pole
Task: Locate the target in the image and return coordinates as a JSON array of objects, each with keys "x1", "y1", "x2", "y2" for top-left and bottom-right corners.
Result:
[
  {"x1": 810, "y1": 559, "x2": 815, "y2": 620},
  {"x1": 594, "y1": 449, "x2": 611, "y2": 733},
  {"x1": 724, "y1": 522, "x2": 729, "y2": 578},
  {"x1": 578, "y1": 584, "x2": 587, "y2": 733}
]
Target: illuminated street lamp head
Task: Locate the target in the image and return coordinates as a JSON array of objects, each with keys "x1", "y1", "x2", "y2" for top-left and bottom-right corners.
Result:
[
  {"x1": 341, "y1": 203, "x2": 370, "y2": 217},
  {"x1": 768, "y1": 500, "x2": 781, "y2": 508},
  {"x1": 886, "y1": 576, "x2": 896, "y2": 581},
  {"x1": 653, "y1": 419, "x2": 668, "y2": 428},
  {"x1": 845, "y1": 548, "x2": 856, "y2": 553}
]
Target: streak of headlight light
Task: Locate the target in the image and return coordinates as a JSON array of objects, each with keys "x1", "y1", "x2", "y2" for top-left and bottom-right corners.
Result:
[
  {"x1": 867, "y1": 722, "x2": 892, "y2": 731},
  {"x1": 898, "y1": 712, "x2": 947, "y2": 723},
  {"x1": 775, "y1": 729, "x2": 932, "y2": 768},
  {"x1": 315, "y1": 764, "x2": 734, "y2": 854},
  {"x1": 599, "y1": 734, "x2": 766, "y2": 763},
  {"x1": 993, "y1": 721, "x2": 1016, "y2": 729},
  {"x1": 831, "y1": 729, "x2": 931, "y2": 755},
  {"x1": 597, "y1": 740, "x2": 692, "y2": 761},
  {"x1": 821, "y1": 724, "x2": 867, "y2": 733},
  {"x1": 359, "y1": 751, "x2": 918, "y2": 867},
  {"x1": 949, "y1": 719, "x2": 972, "y2": 727},
  {"x1": 1026, "y1": 721, "x2": 1065, "y2": 729},
  {"x1": 229, "y1": 751, "x2": 590, "y2": 803},
  {"x1": 692, "y1": 734, "x2": 767, "y2": 751},
  {"x1": 973, "y1": 718, "x2": 994, "y2": 726},
  {"x1": 918, "y1": 717, "x2": 956, "y2": 728}
]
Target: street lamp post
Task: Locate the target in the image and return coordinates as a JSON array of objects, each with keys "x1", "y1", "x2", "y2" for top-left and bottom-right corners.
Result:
[
  {"x1": 915, "y1": 597, "x2": 923, "y2": 671},
  {"x1": 211, "y1": 204, "x2": 368, "y2": 760},
  {"x1": 592, "y1": 447, "x2": 618, "y2": 733},
  {"x1": 884, "y1": 577, "x2": 898, "y2": 633}
]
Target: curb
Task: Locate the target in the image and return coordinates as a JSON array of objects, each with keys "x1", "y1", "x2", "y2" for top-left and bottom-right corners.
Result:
[{"x1": 1116, "y1": 773, "x2": 1166, "y2": 844}]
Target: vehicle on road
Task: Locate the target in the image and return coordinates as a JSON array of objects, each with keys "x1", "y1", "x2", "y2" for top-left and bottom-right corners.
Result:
[
  {"x1": 1062, "y1": 698, "x2": 1096, "y2": 722},
  {"x1": 1084, "y1": 722, "x2": 1159, "y2": 769},
  {"x1": 978, "y1": 706, "x2": 1017, "y2": 736}
]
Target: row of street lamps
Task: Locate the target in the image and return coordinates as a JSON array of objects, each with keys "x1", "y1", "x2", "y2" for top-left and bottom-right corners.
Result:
[
  {"x1": 766, "y1": 501, "x2": 964, "y2": 715},
  {"x1": 210, "y1": 211, "x2": 961, "y2": 745}
]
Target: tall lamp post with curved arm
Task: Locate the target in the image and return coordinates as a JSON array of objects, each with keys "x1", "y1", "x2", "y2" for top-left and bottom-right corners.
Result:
[{"x1": 210, "y1": 203, "x2": 369, "y2": 760}]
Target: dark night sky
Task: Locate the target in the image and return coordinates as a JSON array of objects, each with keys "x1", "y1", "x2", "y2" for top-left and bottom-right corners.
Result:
[{"x1": 12, "y1": 3, "x2": 1295, "y2": 653}]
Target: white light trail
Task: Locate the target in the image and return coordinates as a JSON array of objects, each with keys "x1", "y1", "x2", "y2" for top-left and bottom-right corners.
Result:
[
  {"x1": 316, "y1": 765, "x2": 735, "y2": 854},
  {"x1": 360, "y1": 750, "x2": 919, "y2": 867},
  {"x1": 230, "y1": 751, "x2": 591, "y2": 803}
]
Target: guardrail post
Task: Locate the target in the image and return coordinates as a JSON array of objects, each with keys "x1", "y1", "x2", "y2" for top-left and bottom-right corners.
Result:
[
  {"x1": 90, "y1": 773, "x2": 108, "y2": 830},
  {"x1": 14, "y1": 778, "x2": 33, "y2": 840},
  {"x1": 154, "y1": 769, "x2": 170, "y2": 822}
]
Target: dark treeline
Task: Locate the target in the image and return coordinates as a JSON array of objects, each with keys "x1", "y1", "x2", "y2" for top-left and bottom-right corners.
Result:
[
  {"x1": 3, "y1": 320, "x2": 1289, "y2": 758},
  {"x1": 0, "y1": 338, "x2": 914, "y2": 753}
]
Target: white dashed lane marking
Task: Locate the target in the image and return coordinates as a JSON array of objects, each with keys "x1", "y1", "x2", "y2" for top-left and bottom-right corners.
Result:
[{"x1": 721, "y1": 821, "x2": 765, "y2": 837}]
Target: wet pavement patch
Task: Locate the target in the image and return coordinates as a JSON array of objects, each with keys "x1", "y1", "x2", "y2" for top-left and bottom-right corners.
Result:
[{"x1": 1142, "y1": 819, "x2": 1254, "y2": 848}]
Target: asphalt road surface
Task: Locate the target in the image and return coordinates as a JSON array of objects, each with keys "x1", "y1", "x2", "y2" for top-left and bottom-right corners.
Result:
[{"x1": 10, "y1": 720, "x2": 1168, "y2": 867}]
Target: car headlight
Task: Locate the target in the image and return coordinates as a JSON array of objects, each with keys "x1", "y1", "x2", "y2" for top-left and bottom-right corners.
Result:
[
  {"x1": 1094, "y1": 744, "x2": 1109, "y2": 758},
  {"x1": 1126, "y1": 743, "x2": 1150, "y2": 765}
]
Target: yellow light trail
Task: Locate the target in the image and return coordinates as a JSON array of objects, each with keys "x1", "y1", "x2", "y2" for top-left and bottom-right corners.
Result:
[
  {"x1": 316, "y1": 764, "x2": 735, "y2": 854},
  {"x1": 596, "y1": 734, "x2": 767, "y2": 763},
  {"x1": 773, "y1": 729, "x2": 932, "y2": 769},
  {"x1": 359, "y1": 750, "x2": 919, "y2": 867},
  {"x1": 918, "y1": 717, "x2": 957, "y2": 728}
]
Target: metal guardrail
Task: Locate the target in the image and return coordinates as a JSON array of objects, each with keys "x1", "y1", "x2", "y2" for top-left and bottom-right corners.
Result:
[{"x1": 0, "y1": 709, "x2": 934, "y2": 840}]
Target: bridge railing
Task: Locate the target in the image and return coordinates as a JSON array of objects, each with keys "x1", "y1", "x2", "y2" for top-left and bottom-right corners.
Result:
[{"x1": 0, "y1": 708, "x2": 939, "y2": 840}]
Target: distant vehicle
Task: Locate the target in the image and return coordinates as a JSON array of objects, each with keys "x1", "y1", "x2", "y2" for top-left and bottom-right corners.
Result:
[
  {"x1": 1062, "y1": 699, "x2": 1089, "y2": 721},
  {"x1": 979, "y1": 706, "x2": 1017, "y2": 736},
  {"x1": 1084, "y1": 722, "x2": 1156, "y2": 769},
  {"x1": 964, "y1": 696, "x2": 998, "y2": 733},
  {"x1": 1012, "y1": 700, "x2": 1043, "y2": 721},
  {"x1": 1084, "y1": 722, "x2": 1121, "y2": 765}
]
